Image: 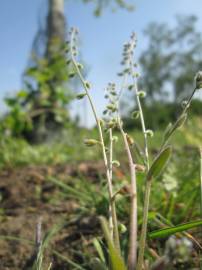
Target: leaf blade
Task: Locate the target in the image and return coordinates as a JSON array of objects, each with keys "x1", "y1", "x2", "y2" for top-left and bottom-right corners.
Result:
[
  {"x1": 147, "y1": 146, "x2": 172, "y2": 181},
  {"x1": 100, "y1": 217, "x2": 127, "y2": 270},
  {"x1": 149, "y1": 220, "x2": 202, "y2": 239}
]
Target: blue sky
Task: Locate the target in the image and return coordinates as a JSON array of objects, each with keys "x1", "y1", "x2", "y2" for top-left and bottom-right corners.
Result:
[{"x1": 0, "y1": 0, "x2": 202, "y2": 125}]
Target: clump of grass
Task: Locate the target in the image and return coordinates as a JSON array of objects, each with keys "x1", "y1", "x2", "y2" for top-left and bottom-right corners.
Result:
[{"x1": 67, "y1": 27, "x2": 202, "y2": 269}]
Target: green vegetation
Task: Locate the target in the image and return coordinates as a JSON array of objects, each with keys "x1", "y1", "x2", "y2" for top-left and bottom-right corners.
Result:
[
  {"x1": 65, "y1": 28, "x2": 202, "y2": 269},
  {"x1": 1, "y1": 5, "x2": 202, "y2": 269}
]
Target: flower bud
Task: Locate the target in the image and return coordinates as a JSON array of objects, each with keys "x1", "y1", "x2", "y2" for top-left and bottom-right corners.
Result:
[
  {"x1": 133, "y1": 72, "x2": 140, "y2": 78},
  {"x1": 84, "y1": 139, "x2": 100, "y2": 147},
  {"x1": 85, "y1": 81, "x2": 91, "y2": 89},
  {"x1": 103, "y1": 110, "x2": 108, "y2": 115},
  {"x1": 131, "y1": 110, "x2": 140, "y2": 119},
  {"x1": 118, "y1": 185, "x2": 131, "y2": 195},
  {"x1": 128, "y1": 84, "x2": 134, "y2": 91},
  {"x1": 76, "y1": 93, "x2": 86, "y2": 100},
  {"x1": 118, "y1": 223, "x2": 127, "y2": 234},
  {"x1": 181, "y1": 100, "x2": 189, "y2": 109},
  {"x1": 145, "y1": 129, "x2": 154, "y2": 137},
  {"x1": 108, "y1": 121, "x2": 116, "y2": 129},
  {"x1": 69, "y1": 72, "x2": 76, "y2": 78},
  {"x1": 110, "y1": 90, "x2": 117, "y2": 96},
  {"x1": 77, "y1": 63, "x2": 83, "y2": 70},
  {"x1": 124, "y1": 68, "x2": 130, "y2": 74},
  {"x1": 137, "y1": 91, "x2": 146, "y2": 98},
  {"x1": 195, "y1": 71, "x2": 202, "y2": 89},
  {"x1": 135, "y1": 164, "x2": 146, "y2": 172},
  {"x1": 112, "y1": 136, "x2": 118, "y2": 143},
  {"x1": 107, "y1": 104, "x2": 117, "y2": 112},
  {"x1": 126, "y1": 134, "x2": 134, "y2": 145},
  {"x1": 112, "y1": 160, "x2": 120, "y2": 167},
  {"x1": 66, "y1": 59, "x2": 71, "y2": 65},
  {"x1": 99, "y1": 118, "x2": 105, "y2": 127}
]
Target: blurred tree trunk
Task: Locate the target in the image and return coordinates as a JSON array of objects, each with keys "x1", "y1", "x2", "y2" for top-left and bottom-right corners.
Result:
[
  {"x1": 23, "y1": 0, "x2": 68, "y2": 143},
  {"x1": 46, "y1": 0, "x2": 65, "y2": 57}
]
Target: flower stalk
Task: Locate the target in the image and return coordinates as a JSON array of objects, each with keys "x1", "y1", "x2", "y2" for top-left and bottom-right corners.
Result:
[{"x1": 70, "y1": 28, "x2": 120, "y2": 252}]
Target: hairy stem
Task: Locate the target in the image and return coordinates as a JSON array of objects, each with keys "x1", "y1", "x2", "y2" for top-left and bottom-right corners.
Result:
[
  {"x1": 162, "y1": 87, "x2": 197, "y2": 149},
  {"x1": 109, "y1": 128, "x2": 120, "y2": 247},
  {"x1": 129, "y1": 59, "x2": 150, "y2": 269},
  {"x1": 70, "y1": 33, "x2": 120, "y2": 251},
  {"x1": 136, "y1": 180, "x2": 152, "y2": 270},
  {"x1": 132, "y1": 78, "x2": 149, "y2": 169},
  {"x1": 109, "y1": 129, "x2": 114, "y2": 239},
  {"x1": 119, "y1": 120, "x2": 137, "y2": 270},
  {"x1": 200, "y1": 148, "x2": 202, "y2": 219}
]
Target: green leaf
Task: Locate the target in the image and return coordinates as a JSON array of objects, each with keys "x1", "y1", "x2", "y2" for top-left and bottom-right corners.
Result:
[
  {"x1": 147, "y1": 146, "x2": 172, "y2": 181},
  {"x1": 163, "y1": 113, "x2": 187, "y2": 143},
  {"x1": 93, "y1": 238, "x2": 106, "y2": 263},
  {"x1": 149, "y1": 219, "x2": 202, "y2": 239},
  {"x1": 90, "y1": 258, "x2": 108, "y2": 270},
  {"x1": 100, "y1": 217, "x2": 127, "y2": 270}
]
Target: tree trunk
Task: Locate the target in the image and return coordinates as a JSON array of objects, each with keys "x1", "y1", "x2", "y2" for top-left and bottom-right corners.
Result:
[{"x1": 46, "y1": 0, "x2": 65, "y2": 57}]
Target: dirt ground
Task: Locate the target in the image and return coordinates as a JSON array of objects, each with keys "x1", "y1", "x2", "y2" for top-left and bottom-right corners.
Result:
[{"x1": 0, "y1": 163, "x2": 106, "y2": 270}]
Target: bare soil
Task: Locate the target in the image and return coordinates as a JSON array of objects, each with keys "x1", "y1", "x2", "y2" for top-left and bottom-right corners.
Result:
[{"x1": 0, "y1": 163, "x2": 106, "y2": 270}]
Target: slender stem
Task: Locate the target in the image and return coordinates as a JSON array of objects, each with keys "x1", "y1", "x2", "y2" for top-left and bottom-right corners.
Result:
[
  {"x1": 132, "y1": 78, "x2": 149, "y2": 169},
  {"x1": 199, "y1": 147, "x2": 202, "y2": 269},
  {"x1": 183, "y1": 87, "x2": 197, "y2": 114},
  {"x1": 136, "y1": 180, "x2": 152, "y2": 270},
  {"x1": 109, "y1": 129, "x2": 114, "y2": 239},
  {"x1": 117, "y1": 74, "x2": 138, "y2": 267},
  {"x1": 108, "y1": 129, "x2": 120, "y2": 248},
  {"x1": 200, "y1": 148, "x2": 202, "y2": 219},
  {"x1": 70, "y1": 33, "x2": 120, "y2": 251},
  {"x1": 129, "y1": 57, "x2": 150, "y2": 269},
  {"x1": 118, "y1": 119, "x2": 137, "y2": 270},
  {"x1": 161, "y1": 87, "x2": 197, "y2": 149}
]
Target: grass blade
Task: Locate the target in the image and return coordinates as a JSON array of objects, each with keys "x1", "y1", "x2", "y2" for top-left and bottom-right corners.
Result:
[
  {"x1": 93, "y1": 238, "x2": 106, "y2": 263},
  {"x1": 100, "y1": 217, "x2": 127, "y2": 270},
  {"x1": 149, "y1": 220, "x2": 202, "y2": 239}
]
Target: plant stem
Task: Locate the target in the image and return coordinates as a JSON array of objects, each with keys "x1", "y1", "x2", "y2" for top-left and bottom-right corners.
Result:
[
  {"x1": 70, "y1": 33, "x2": 120, "y2": 251},
  {"x1": 109, "y1": 128, "x2": 114, "y2": 239},
  {"x1": 132, "y1": 77, "x2": 149, "y2": 169},
  {"x1": 136, "y1": 180, "x2": 152, "y2": 270},
  {"x1": 200, "y1": 148, "x2": 202, "y2": 219},
  {"x1": 200, "y1": 147, "x2": 202, "y2": 269},
  {"x1": 119, "y1": 120, "x2": 137, "y2": 270},
  {"x1": 129, "y1": 59, "x2": 150, "y2": 269},
  {"x1": 161, "y1": 87, "x2": 197, "y2": 149},
  {"x1": 109, "y1": 129, "x2": 120, "y2": 248}
]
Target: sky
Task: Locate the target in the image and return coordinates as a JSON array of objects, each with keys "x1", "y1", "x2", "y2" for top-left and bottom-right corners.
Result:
[{"x1": 0, "y1": 0, "x2": 202, "y2": 126}]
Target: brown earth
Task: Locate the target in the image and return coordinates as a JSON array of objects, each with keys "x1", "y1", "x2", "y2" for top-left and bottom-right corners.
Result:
[{"x1": 0, "y1": 162, "x2": 107, "y2": 270}]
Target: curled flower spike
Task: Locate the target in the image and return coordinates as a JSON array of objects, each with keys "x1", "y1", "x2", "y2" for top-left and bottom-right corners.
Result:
[
  {"x1": 112, "y1": 160, "x2": 120, "y2": 167},
  {"x1": 145, "y1": 129, "x2": 154, "y2": 137},
  {"x1": 195, "y1": 71, "x2": 202, "y2": 89}
]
